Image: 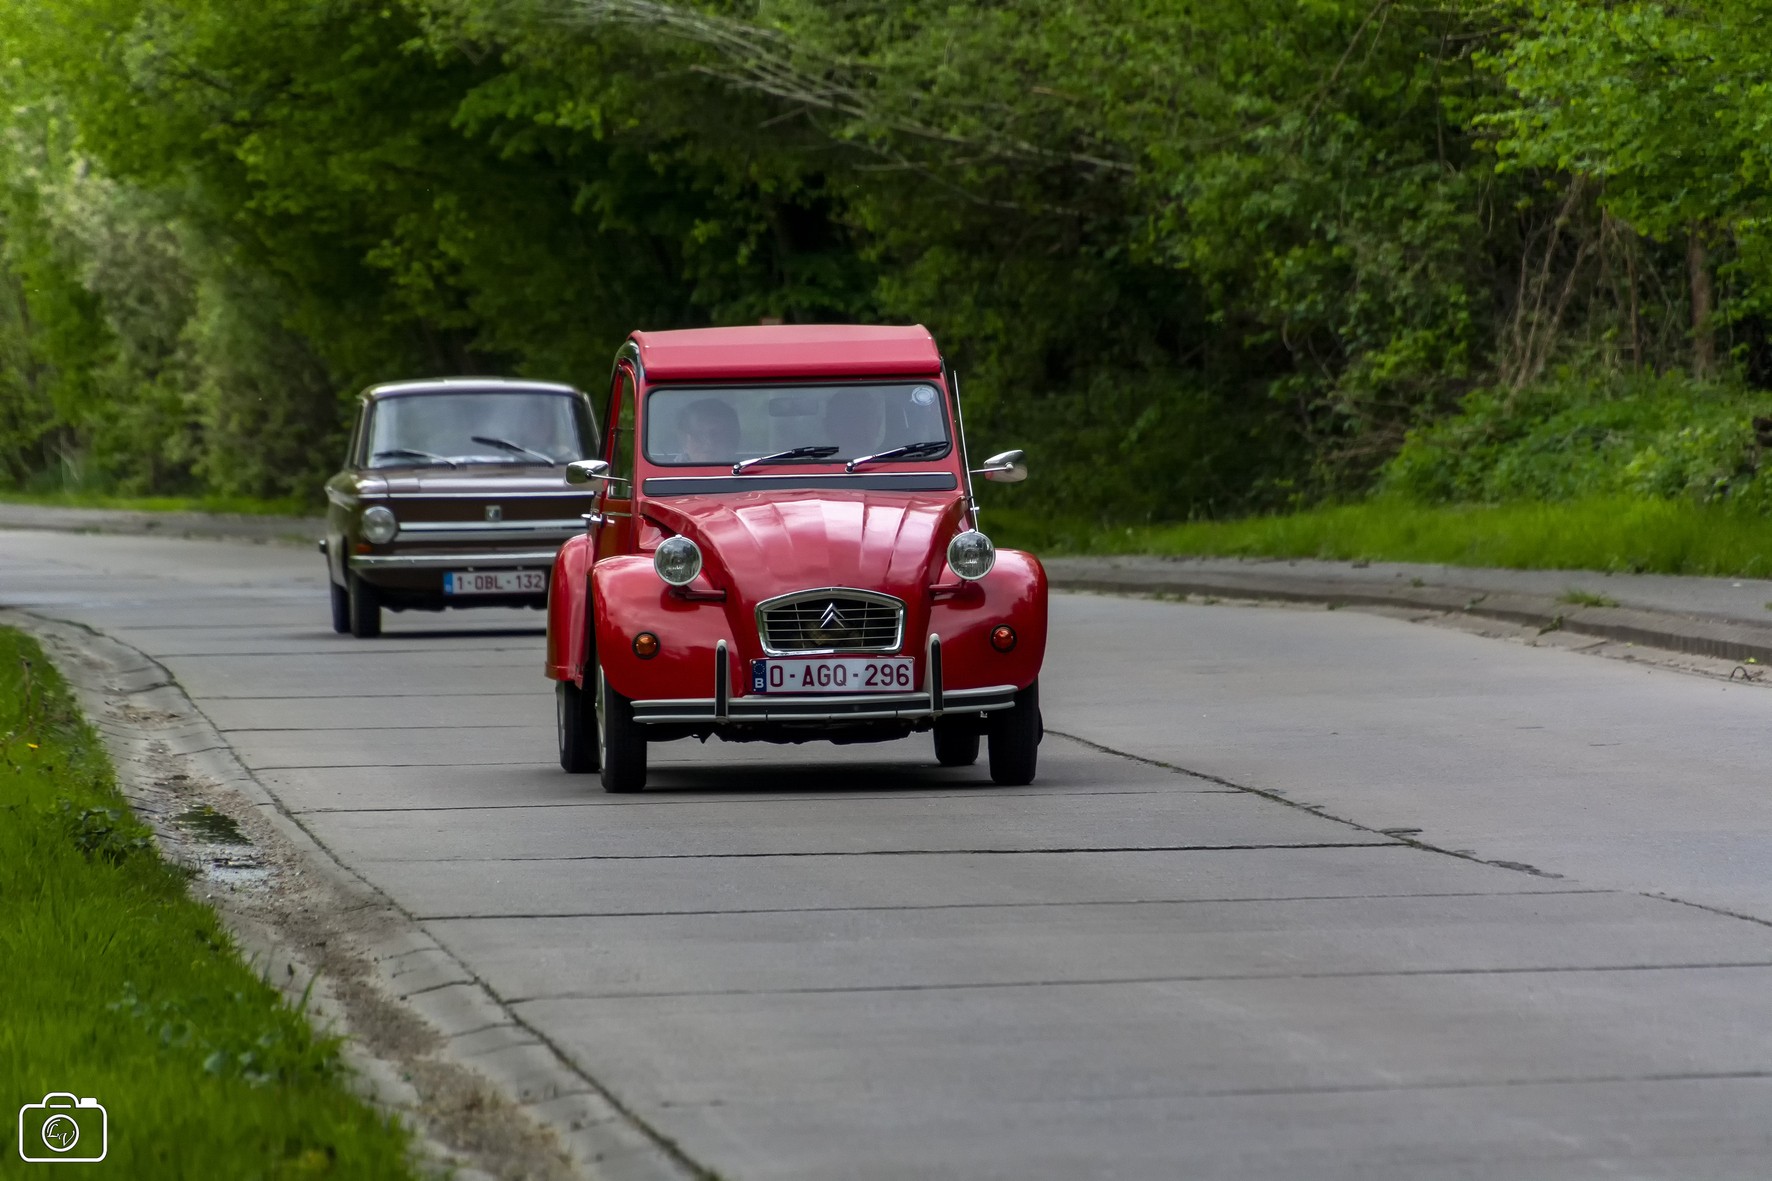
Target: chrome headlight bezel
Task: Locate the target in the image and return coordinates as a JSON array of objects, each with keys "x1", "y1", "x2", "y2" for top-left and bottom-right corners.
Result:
[
  {"x1": 360, "y1": 505, "x2": 398, "y2": 544},
  {"x1": 654, "y1": 536, "x2": 703, "y2": 587},
  {"x1": 947, "y1": 529, "x2": 996, "y2": 581}
]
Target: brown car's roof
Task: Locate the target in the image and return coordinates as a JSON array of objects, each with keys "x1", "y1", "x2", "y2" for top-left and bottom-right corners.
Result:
[{"x1": 363, "y1": 377, "x2": 584, "y2": 399}]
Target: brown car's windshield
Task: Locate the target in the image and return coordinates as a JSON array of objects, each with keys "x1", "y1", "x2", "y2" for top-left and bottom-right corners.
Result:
[
  {"x1": 364, "y1": 392, "x2": 592, "y2": 468},
  {"x1": 644, "y1": 383, "x2": 952, "y2": 468}
]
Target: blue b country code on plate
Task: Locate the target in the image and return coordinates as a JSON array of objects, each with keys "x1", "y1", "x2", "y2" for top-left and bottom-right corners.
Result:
[
  {"x1": 751, "y1": 657, "x2": 916, "y2": 694},
  {"x1": 444, "y1": 570, "x2": 547, "y2": 595}
]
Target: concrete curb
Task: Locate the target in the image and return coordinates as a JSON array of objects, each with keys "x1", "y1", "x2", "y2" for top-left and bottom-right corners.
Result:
[
  {"x1": 0, "y1": 503, "x2": 324, "y2": 544},
  {"x1": 1044, "y1": 558, "x2": 1772, "y2": 668}
]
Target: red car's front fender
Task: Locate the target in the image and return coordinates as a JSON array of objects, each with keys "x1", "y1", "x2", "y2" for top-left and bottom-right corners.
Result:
[
  {"x1": 593, "y1": 558, "x2": 738, "y2": 702},
  {"x1": 927, "y1": 550, "x2": 1047, "y2": 692},
  {"x1": 545, "y1": 534, "x2": 595, "y2": 682}
]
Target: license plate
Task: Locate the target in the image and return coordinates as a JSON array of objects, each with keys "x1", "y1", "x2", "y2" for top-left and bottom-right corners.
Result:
[
  {"x1": 751, "y1": 657, "x2": 915, "y2": 694},
  {"x1": 443, "y1": 570, "x2": 547, "y2": 595}
]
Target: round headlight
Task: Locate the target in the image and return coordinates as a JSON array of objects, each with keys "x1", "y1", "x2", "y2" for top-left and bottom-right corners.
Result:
[
  {"x1": 654, "y1": 536, "x2": 703, "y2": 587},
  {"x1": 361, "y1": 505, "x2": 398, "y2": 544},
  {"x1": 947, "y1": 529, "x2": 996, "y2": 581}
]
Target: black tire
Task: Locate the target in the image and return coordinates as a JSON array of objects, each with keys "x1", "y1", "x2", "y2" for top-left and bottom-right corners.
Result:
[
  {"x1": 348, "y1": 574, "x2": 382, "y2": 639},
  {"x1": 329, "y1": 577, "x2": 350, "y2": 634},
  {"x1": 933, "y1": 718, "x2": 980, "y2": 767},
  {"x1": 557, "y1": 679, "x2": 599, "y2": 773},
  {"x1": 987, "y1": 680, "x2": 1041, "y2": 786},
  {"x1": 597, "y1": 667, "x2": 647, "y2": 793}
]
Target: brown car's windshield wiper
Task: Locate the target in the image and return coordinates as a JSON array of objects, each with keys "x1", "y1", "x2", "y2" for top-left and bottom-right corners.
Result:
[
  {"x1": 372, "y1": 448, "x2": 458, "y2": 467},
  {"x1": 471, "y1": 435, "x2": 558, "y2": 464},
  {"x1": 731, "y1": 445, "x2": 839, "y2": 475},
  {"x1": 844, "y1": 440, "x2": 948, "y2": 472}
]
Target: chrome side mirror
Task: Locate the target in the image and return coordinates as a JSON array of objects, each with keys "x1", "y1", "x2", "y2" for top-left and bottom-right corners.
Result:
[
  {"x1": 972, "y1": 449, "x2": 1027, "y2": 484},
  {"x1": 565, "y1": 458, "x2": 611, "y2": 486}
]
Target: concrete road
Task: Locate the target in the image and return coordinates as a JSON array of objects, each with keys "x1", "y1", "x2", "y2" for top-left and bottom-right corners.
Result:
[{"x1": 7, "y1": 528, "x2": 1772, "y2": 1180}]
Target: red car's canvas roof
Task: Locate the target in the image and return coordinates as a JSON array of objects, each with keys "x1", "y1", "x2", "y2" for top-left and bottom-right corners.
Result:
[{"x1": 631, "y1": 325, "x2": 943, "y2": 382}]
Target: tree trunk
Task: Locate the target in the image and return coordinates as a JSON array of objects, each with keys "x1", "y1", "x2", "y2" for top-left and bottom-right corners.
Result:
[{"x1": 1689, "y1": 225, "x2": 1715, "y2": 379}]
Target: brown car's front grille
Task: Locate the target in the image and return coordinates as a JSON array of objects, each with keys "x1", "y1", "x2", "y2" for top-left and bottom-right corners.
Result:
[{"x1": 757, "y1": 591, "x2": 905, "y2": 654}]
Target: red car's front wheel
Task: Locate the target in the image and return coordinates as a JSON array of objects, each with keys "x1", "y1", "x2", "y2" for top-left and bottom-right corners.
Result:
[
  {"x1": 557, "y1": 679, "x2": 599, "y2": 774},
  {"x1": 597, "y1": 666, "x2": 648, "y2": 793},
  {"x1": 934, "y1": 718, "x2": 980, "y2": 767},
  {"x1": 987, "y1": 679, "x2": 1041, "y2": 786}
]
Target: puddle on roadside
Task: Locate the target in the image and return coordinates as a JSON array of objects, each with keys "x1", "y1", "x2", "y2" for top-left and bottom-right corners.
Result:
[
  {"x1": 173, "y1": 805, "x2": 250, "y2": 845},
  {"x1": 171, "y1": 806, "x2": 270, "y2": 888},
  {"x1": 205, "y1": 858, "x2": 272, "y2": 886}
]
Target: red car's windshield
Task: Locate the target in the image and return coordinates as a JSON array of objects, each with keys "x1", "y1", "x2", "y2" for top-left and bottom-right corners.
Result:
[{"x1": 644, "y1": 383, "x2": 952, "y2": 468}]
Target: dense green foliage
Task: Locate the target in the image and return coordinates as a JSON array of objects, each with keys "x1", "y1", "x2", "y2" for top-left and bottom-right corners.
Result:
[
  {"x1": 2, "y1": 0, "x2": 1770, "y2": 521},
  {"x1": 0, "y1": 629, "x2": 418, "y2": 1176},
  {"x1": 996, "y1": 496, "x2": 1772, "y2": 578},
  {"x1": 1383, "y1": 372, "x2": 1770, "y2": 509}
]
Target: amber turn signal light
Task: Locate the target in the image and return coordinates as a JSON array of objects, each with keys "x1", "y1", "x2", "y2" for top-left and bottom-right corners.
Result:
[
  {"x1": 990, "y1": 625, "x2": 1017, "y2": 652},
  {"x1": 633, "y1": 632, "x2": 660, "y2": 659}
]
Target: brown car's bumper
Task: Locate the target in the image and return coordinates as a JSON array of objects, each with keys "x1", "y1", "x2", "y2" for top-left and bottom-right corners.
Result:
[{"x1": 348, "y1": 549, "x2": 561, "y2": 571}]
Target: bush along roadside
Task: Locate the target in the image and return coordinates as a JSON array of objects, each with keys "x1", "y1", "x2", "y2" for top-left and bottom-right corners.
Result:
[
  {"x1": 989, "y1": 370, "x2": 1772, "y2": 579},
  {"x1": 1380, "y1": 370, "x2": 1772, "y2": 511},
  {"x1": 994, "y1": 496, "x2": 1772, "y2": 578},
  {"x1": 0, "y1": 627, "x2": 418, "y2": 1177}
]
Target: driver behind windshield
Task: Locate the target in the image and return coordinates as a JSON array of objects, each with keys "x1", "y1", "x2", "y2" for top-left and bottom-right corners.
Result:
[
  {"x1": 672, "y1": 398, "x2": 742, "y2": 463},
  {"x1": 823, "y1": 393, "x2": 885, "y2": 458}
]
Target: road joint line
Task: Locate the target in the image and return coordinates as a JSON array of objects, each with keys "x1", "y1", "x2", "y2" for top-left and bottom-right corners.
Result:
[
  {"x1": 412, "y1": 888, "x2": 1615, "y2": 922},
  {"x1": 504, "y1": 959, "x2": 1772, "y2": 1004}
]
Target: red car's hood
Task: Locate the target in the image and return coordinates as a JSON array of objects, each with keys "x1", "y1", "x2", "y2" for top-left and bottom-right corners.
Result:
[{"x1": 643, "y1": 489, "x2": 968, "y2": 600}]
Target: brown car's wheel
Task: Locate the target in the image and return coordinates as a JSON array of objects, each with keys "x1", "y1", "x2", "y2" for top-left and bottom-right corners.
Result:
[
  {"x1": 933, "y1": 717, "x2": 980, "y2": 767},
  {"x1": 347, "y1": 574, "x2": 382, "y2": 639},
  {"x1": 987, "y1": 680, "x2": 1041, "y2": 786},
  {"x1": 596, "y1": 666, "x2": 647, "y2": 793},
  {"x1": 329, "y1": 578, "x2": 350, "y2": 634},
  {"x1": 557, "y1": 679, "x2": 599, "y2": 773}
]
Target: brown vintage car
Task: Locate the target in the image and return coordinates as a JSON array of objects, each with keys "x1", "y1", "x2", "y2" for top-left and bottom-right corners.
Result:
[{"x1": 321, "y1": 377, "x2": 600, "y2": 637}]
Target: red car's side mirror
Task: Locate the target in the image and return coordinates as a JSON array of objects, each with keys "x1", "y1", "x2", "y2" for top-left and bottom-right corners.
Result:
[{"x1": 565, "y1": 459, "x2": 611, "y2": 486}]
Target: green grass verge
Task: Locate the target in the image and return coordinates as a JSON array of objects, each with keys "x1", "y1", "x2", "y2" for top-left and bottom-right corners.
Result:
[
  {"x1": 0, "y1": 490, "x2": 315, "y2": 517},
  {"x1": 992, "y1": 496, "x2": 1772, "y2": 579},
  {"x1": 0, "y1": 629, "x2": 417, "y2": 1177}
]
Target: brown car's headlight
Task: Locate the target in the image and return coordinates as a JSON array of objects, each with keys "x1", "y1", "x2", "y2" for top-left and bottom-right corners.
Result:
[
  {"x1": 654, "y1": 536, "x2": 702, "y2": 586},
  {"x1": 361, "y1": 505, "x2": 398, "y2": 544},
  {"x1": 947, "y1": 529, "x2": 995, "y2": 581}
]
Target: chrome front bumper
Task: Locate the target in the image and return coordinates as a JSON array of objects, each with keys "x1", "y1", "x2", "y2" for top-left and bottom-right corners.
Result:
[
  {"x1": 630, "y1": 633, "x2": 1017, "y2": 725},
  {"x1": 348, "y1": 549, "x2": 560, "y2": 570},
  {"x1": 632, "y1": 684, "x2": 1019, "y2": 725}
]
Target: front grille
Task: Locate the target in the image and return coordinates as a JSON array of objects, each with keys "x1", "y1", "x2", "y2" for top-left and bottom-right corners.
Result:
[{"x1": 757, "y1": 590, "x2": 905, "y2": 654}]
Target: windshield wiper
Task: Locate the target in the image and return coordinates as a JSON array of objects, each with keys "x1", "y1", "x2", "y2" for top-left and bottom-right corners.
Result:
[
  {"x1": 732, "y1": 445, "x2": 840, "y2": 475},
  {"x1": 844, "y1": 440, "x2": 948, "y2": 472},
  {"x1": 471, "y1": 435, "x2": 557, "y2": 464},
  {"x1": 372, "y1": 448, "x2": 458, "y2": 467}
]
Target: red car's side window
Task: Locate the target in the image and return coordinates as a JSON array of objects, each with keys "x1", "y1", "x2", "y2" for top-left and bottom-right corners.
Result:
[
  {"x1": 608, "y1": 368, "x2": 636, "y2": 485},
  {"x1": 598, "y1": 366, "x2": 639, "y2": 559}
]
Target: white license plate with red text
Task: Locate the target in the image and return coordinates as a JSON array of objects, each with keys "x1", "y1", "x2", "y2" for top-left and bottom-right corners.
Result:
[
  {"x1": 751, "y1": 657, "x2": 915, "y2": 694},
  {"x1": 444, "y1": 570, "x2": 547, "y2": 595}
]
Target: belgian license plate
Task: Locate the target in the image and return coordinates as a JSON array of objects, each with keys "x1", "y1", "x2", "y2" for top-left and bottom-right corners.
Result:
[
  {"x1": 752, "y1": 657, "x2": 915, "y2": 694},
  {"x1": 444, "y1": 570, "x2": 546, "y2": 595}
]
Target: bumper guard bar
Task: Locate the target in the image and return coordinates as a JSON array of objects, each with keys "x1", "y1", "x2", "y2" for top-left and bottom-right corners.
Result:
[{"x1": 632, "y1": 632, "x2": 1017, "y2": 725}]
